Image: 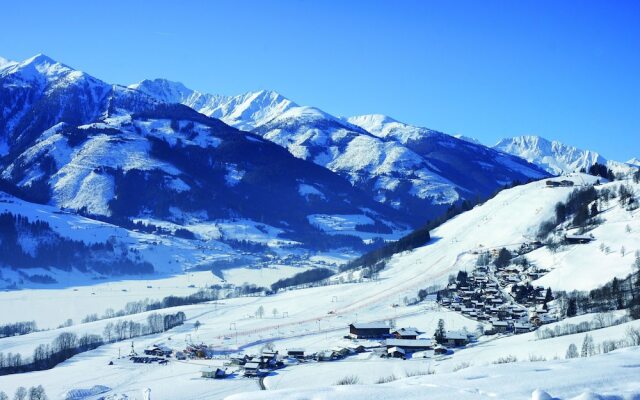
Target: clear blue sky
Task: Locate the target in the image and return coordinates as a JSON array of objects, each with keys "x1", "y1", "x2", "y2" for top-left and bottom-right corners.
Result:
[{"x1": 2, "y1": 1, "x2": 638, "y2": 160}]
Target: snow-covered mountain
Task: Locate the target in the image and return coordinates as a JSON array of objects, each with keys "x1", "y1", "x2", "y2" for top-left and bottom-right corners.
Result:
[
  {"x1": 494, "y1": 135, "x2": 637, "y2": 176},
  {"x1": 0, "y1": 55, "x2": 411, "y2": 266},
  {"x1": 130, "y1": 79, "x2": 296, "y2": 131},
  {"x1": 346, "y1": 114, "x2": 549, "y2": 203},
  {"x1": 132, "y1": 80, "x2": 549, "y2": 221}
]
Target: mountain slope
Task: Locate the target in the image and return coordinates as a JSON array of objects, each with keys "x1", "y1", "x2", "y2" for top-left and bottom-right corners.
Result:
[
  {"x1": 132, "y1": 80, "x2": 549, "y2": 222},
  {"x1": 0, "y1": 55, "x2": 410, "y2": 261},
  {"x1": 347, "y1": 114, "x2": 549, "y2": 199}
]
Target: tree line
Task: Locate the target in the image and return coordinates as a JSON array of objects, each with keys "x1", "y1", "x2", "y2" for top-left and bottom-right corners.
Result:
[
  {"x1": 0, "y1": 311, "x2": 185, "y2": 376},
  {"x1": 270, "y1": 268, "x2": 334, "y2": 292},
  {"x1": 0, "y1": 321, "x2": 37, "y2": 338}
]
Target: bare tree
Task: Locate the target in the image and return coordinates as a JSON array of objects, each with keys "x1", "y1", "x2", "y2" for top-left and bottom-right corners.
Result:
[
  {"x1": 565, "y1": 343, "x2": 578, "y2": 359},
  {"x1": 27, "y1": 386, "x2": 47, "y2": 400},
  {"x1": 14, "y1": 387, "x2": 27, "y2": 400},
  {"x1": 626, "y1": 326, "x2": 640, "y2": 346}
]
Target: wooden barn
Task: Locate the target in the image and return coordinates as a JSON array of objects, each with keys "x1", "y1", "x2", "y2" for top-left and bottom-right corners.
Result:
[{"x1": 348, "y1": 322, "x2": 390, "y2": 339}]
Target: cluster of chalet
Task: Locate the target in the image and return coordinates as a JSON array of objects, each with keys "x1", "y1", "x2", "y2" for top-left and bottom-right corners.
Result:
[
  {"x1": 437, "y1": 248, "x2": 562, "y2": 334},
  {"x1": 439, "y1": 266, "x2": 533, "y2": 334},
  {"x1": 220, "y1": 350, "x2": 283, "y2": 378},
  {"x1": 128, "y1": 344, "x2": 172, "y2": 365},
  {"x1": 348, "y1": 323, "x2": 471, "y2": 359}
]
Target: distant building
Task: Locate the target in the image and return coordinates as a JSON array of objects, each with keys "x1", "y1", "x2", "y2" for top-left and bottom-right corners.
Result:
[
  {"x1": 287, "y1": 348, "x2": 305, "y2": 359},
  {"x1": 443, "y1": 330, "x2": 470, "y2": 347},
  {"x1": 491, "y1": 321, "x2": 509, "y2": 333},
  {"x1": 384, "y1": 338, "x2": 433, "y2": 353},
  {"x1": 349, "y1": 322, "x2": 390, "y2": 339},
  {"x1": 514, "y1": 323, "x2": 532, "y2": 334},
  {"x1": 143, "y1": 345, "x2": 172, "y2": 357},
  {"x1": 243, "y1": 361, "x2": 261, "y2": 377},
  {"x1": 201, "y1": 368, "x2": 226, "y2": 379},
  {"x1": 565, "y1": 234, "x2": 594, "y2": 244},
  {"x1": 392, "y1": 327, "x2": 421, "y2": 340}
]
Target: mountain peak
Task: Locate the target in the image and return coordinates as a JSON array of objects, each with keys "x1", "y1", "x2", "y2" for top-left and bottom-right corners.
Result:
[
  {"x1": 23, "y1": 53, "x2": 57, "y2": 66},
  {"x1": 0, "y1": 56, "x2": 16, "y2": 69},
  {"x1": 129, "y1": 78, "x2": 195, "y2": 104}
]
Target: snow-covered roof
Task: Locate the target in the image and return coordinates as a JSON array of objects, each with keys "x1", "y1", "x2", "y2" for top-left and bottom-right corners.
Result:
[
  {"x1": 385, "y1": 339, "x2": 433, "y2": 347},
  {"x1": 244, "y1": 362, "x2": 260, "y2": 369},
  {"x1": 350, "y1": 322, "x2": 389, "y2": 330},
  {"x1": 387, "y1": 346, "x2": 405, "y2": 354},
  {"x1": 444, "y1": 330, "x2": 468, "y2": 340}
]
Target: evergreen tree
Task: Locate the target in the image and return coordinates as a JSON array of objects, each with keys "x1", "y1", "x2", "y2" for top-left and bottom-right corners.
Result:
[
  {"x1": 544, "y1": 287, "x2": 553, "y2": 303},
  {"x1": 566, "y1": 298, "x2": 577, "y2": 317},
  {"x1": 494, "y1": 248, "x2": 512, "y2": 269},
  {"x1": 434, "y1": 319, "x2": 446, "y2": 344}
]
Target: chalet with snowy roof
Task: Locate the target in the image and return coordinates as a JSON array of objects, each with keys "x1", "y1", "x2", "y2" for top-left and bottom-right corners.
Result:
[
  {"x1": 392, "y1": 327, "x2": 421, "y2": 339},
  {"x1": 491, "y1": 321, "x2": 509, "y2": 333},
  {"x1": 201, "y1": 367, "x2": 226, "y2": 379},
  {"x1": 349, "y1": 322, "x2": 389, "y2": 339},
  {"x1": 387, "y1": 346, "x2": 406, "y2": 358},
  {"x1": 564, "y1": 234, "x2": 594, "y2": 244},
  {"x1": 384, "y1": 338, "x2": 433, "y2": 353},
  {"x1": 144, "y1": 344, "x2": 172, "y2": 357},
  {"x1": 514, "y1": 322, "x2": 532, "y2": 334},
  {"x1": 443, "y1": 330, "x2": 470, "y2": 347},
  {"x1": 243, "y1": 361, "x2": 261, "y2": 377}
]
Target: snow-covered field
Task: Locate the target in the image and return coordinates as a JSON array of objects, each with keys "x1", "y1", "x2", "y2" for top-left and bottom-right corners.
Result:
[
  {"x1": 1, "y1": 175, "x2": 638, "y2": 399},
  {"x1": 234, "y1": 346, "x2": 640, "y2": 400}
]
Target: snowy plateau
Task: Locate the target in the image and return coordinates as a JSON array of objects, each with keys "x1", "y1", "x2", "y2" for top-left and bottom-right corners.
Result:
[{"x1": 0, "y1": 54, "x2": 639, "y2": 400}]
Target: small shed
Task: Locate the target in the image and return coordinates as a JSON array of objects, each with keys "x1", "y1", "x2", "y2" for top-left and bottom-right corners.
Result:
[
  {"x1": 387, "y1": 346, "x2": 406, "y2": 358},
  {"x1": 201, "y1": 368, "x2": 226, "y2": 379}
]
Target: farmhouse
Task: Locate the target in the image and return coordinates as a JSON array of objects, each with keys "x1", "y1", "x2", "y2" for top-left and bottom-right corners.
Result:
[
  {"x1": 349, "y1": 322, "x2": 390, "y2": 339},
  {"x1": 392, "y1": 327, "x2": 421, "y2": 339},
  {"x1": 443, "y1": 330, "x2": 470, "y2": 347},
  {"x1": 514, "y1": 322, "x2": 532, "y2": 334},
  {"x1": 565, "y1": 234, "x2": 594, "y2": 244},
  {"x1": 144, "y1": 344, "x2": 172, "y2": 357},
  {"x1": 491, "y1": 320, "x2": 509, "y2": 333},
  {"x1": 287, "y1": 348, "x2": 305, "y2": 359},
  {"x1": 387, "y1": 346, "x2": 406, "y2": 358},
  {"x1": 243, "y1": 361, "x2": 261, "y2": 377},
  {"x1": 384, "y1": 338, "x2": 433, "y2": 353}
]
